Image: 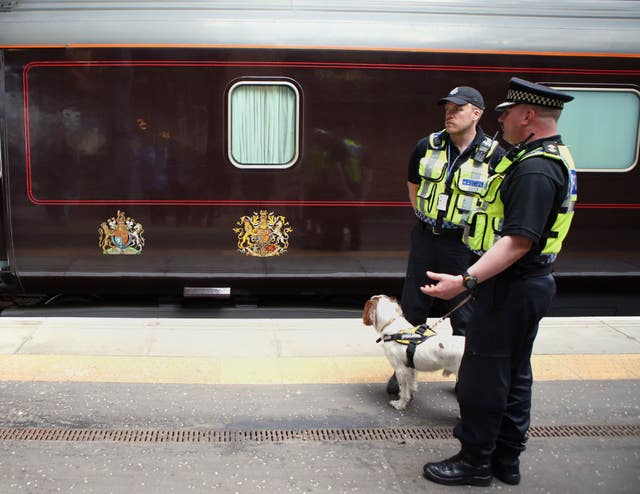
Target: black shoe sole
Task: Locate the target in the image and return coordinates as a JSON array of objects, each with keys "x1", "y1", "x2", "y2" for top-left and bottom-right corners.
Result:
[
  {"x1": 492, "y1": 463, "x2": 521, "y2": 485},
  {"x1": 494, "y1": 472, "x2": 521, "y2": 485},
  {"x1": 423, "y1": 469, "x2": 492, "y2": 487}
]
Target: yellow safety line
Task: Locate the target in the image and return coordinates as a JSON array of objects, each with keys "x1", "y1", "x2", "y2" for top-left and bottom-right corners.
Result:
[{"x1": 0, "y1": 354, "x2": 638, "y2": 385}]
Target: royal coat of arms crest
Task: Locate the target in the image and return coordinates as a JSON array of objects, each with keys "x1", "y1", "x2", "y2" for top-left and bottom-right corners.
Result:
[
  {"x1": 233, "y1": 210, "x2": 293, "y2": 257},
  {"x1": 98, "y1": 210, "x2": 145, "y2": 255}
]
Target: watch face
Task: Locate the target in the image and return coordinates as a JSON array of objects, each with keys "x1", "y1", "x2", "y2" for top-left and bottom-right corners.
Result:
[{"x1": 463, "y1": 274, "x2": 477, "y2": 290}]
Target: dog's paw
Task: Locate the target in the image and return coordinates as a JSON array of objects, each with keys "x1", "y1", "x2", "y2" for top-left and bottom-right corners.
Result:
[{"x1": 390, "y1": 399, "x2": 407, "y2": 411}]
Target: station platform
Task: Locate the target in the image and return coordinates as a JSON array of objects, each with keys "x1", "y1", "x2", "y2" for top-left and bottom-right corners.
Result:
[
  {"x1": 0, "y1": 315, "x2": 639, "y2": 384},
  {"x1": 0, "y1": 315, "x2": 639, "y2": 493}
]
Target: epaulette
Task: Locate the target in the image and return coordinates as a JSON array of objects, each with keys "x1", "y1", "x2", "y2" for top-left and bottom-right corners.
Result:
[{"x1": 542, "y1": 141, "x2": 561, "y2": 155}]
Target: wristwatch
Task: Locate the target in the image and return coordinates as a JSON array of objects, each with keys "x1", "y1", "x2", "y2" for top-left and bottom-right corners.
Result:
[{"x1": 461, "y1": 271, "x2": 478, "y2": 292}]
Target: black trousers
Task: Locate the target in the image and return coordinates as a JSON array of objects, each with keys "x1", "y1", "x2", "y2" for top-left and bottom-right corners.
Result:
[
  {"x1": 400, "y1": 221, "x2": 474, "y2": 334},
  {"x1": 454, "y1": 272, "x2": 556, "y2": 459}
]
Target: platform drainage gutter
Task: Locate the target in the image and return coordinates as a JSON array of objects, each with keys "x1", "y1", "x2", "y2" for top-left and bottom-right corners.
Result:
[{"x1": 1, "y1": 424, "x2": 638, "y2": 443}]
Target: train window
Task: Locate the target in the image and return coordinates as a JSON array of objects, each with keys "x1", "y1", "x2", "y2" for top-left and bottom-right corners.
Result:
[
  {"x1": 556, "y1": 87, "x2": 640, "y2": 172},
  {"x1": 228, "y1": 80, "x2": 300, "y2": 169}
]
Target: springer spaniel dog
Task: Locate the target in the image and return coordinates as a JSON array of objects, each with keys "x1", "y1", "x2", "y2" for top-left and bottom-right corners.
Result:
[{"x1": 362, "y1": 294, "x2": 465, "y2": 410}]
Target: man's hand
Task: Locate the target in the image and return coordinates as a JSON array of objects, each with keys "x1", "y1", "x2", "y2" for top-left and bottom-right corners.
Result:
[{"x1": 420, "y1": 271, "x2": 466, "y2": 300}]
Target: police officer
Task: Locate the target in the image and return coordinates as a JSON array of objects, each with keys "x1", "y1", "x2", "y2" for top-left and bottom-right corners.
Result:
[
  {"x1": 420, "y1": 78, "x2": 577, "y2": 486},
  {"x1": 387, "y1": 86, "x2": 503, "y2": 395}
]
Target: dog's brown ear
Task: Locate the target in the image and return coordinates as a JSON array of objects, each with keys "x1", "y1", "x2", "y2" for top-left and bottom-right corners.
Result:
[{"x1": 362, "y1": 299, "x2": 375, "y2": 326}]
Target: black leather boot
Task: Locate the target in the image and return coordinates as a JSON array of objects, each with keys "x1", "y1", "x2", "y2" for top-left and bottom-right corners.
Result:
[
  {"x1": 386, "y1": 373, "x2": 399, "y2": 395},
  {"x1": 492, "y1": 455, "x2": 521, "y2": 485},
  {"x1": 423, "y1": 453, "x2": 492, "y2": 486}
]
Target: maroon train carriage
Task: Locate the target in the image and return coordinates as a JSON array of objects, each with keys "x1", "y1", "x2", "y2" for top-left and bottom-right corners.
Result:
[{"x1": 0, "y1": 1, "x2": 639, "y2": 302}]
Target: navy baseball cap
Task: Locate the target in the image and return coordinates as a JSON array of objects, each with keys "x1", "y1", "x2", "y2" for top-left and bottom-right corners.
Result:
[
  {"x1": 495, "y1": 77, "x2": 574, "y2": 111},
  {"x1": 438, "y1": 86, "x2": 485, "y2": 110}
]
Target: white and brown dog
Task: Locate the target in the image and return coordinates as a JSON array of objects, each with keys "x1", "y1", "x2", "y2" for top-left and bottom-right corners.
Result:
[{"x1": 362, "y1": 294, "x2": 465, "y2": 410}]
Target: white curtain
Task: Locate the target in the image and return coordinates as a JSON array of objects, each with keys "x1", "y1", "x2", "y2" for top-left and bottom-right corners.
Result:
[{"x1": 230, "y1": 84, "x2": 297, "y2": 165}]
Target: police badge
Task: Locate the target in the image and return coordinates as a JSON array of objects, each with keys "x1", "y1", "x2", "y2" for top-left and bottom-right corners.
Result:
[
  {"x1": 98, "y1": 210, "x2": 145, "y2": 255},
  {"x1": 233, "y1": 210, "x2": 293, "y2": 257}
]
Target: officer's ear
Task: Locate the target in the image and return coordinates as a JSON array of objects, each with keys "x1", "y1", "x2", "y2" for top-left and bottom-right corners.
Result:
[{"x1": 522, "y1": 107, "x2": 535, "y2": 123}]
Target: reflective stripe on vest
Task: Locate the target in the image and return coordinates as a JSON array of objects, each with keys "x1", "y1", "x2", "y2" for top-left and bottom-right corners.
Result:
[
  {"x1": 463, "y1": 142, "x2": 577, "y2": 255},
  {"x1": 415, "y1": 131, "x2": 498, "y2": 227}
]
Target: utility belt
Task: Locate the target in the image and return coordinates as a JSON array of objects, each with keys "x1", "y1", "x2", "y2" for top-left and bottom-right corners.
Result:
[{"x1": 415, "y1": 212, "x2": 463, "y2": 239}]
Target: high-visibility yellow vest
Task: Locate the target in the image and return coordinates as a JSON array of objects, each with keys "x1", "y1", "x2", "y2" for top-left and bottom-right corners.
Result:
[
  {"x1": 463, "y1": 141, "x2": 577, "y2": 255},
  {"x1": 416, "y1": 131, "x2": 500, "y2": 227}
]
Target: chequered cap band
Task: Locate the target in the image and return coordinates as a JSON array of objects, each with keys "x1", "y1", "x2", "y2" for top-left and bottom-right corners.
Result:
[{"x1": 506, "y1": 89, "x2": 565, "y2": 108}]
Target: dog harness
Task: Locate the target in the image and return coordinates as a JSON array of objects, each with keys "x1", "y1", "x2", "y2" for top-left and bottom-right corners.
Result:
[{"x1": 377, "y1": 323, "x2": 437, "y2": 369}]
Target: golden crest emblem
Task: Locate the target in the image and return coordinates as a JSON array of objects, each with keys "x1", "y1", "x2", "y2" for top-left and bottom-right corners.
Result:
[
  {"x1": 234, "y1": 210, "x2": 293, "y2": 257},
  {"x1": 98, "y1": 210, "x2": 145, "y2": 255}
]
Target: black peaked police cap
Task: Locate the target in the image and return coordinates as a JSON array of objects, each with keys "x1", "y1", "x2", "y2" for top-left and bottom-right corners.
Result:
[
  {"x1": 495, "y1": 77, "x2": 574, "y2": 111},
  {"x1": 438, "y1": 86, "x2": 485, "y2": 110}
]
